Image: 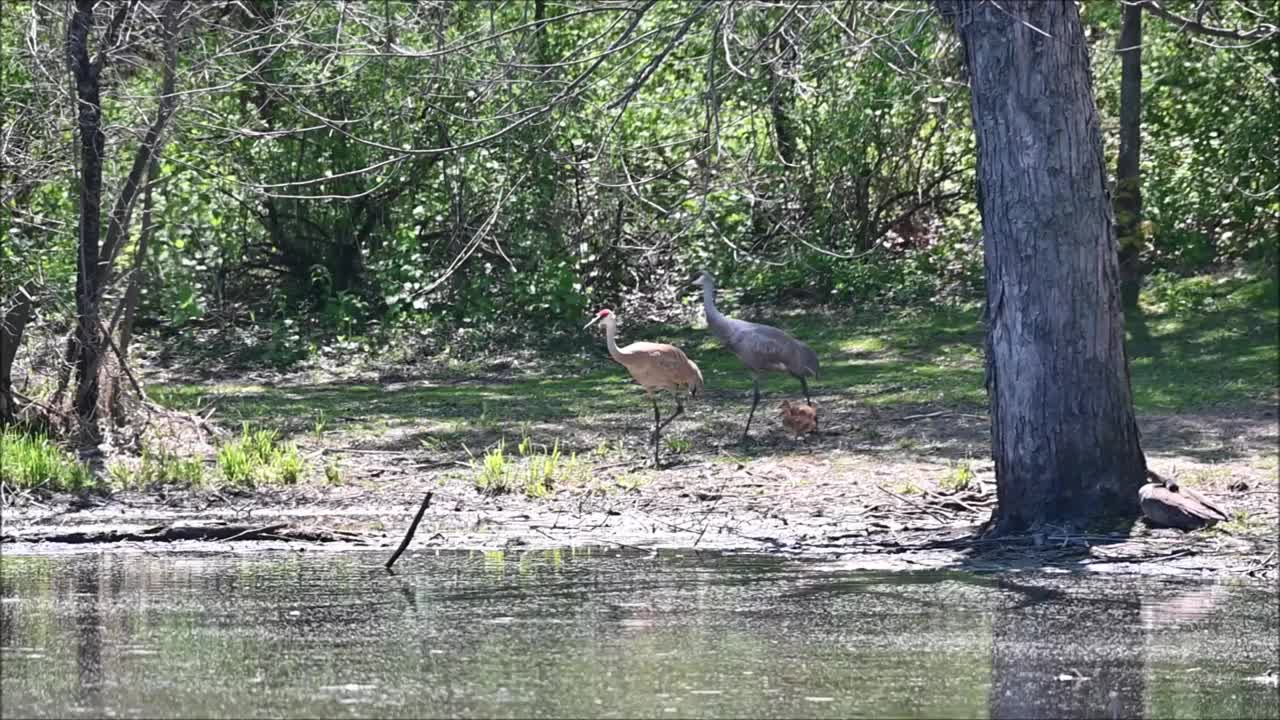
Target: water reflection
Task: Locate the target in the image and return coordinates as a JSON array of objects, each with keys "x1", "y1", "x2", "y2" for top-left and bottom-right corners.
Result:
[
  {"x1": 1, "y1": 551, "x2": 1276, "y2": 719},
  {"x1": 73, "y1": 556, "x2": 103, "y2": 711},
  {"x1": 989, "y1": 577, "x2": 1145, "y2": 719}
]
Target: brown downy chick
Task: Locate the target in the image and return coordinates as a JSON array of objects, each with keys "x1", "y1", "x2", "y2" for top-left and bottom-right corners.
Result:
[{"x1": 779, "y1": 400, "x2": 818, "y2": 440}]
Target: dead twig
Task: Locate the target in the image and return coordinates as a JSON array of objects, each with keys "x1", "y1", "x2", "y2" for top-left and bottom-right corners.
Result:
[
  {"x1": 222, "y1": 522, "x2": 289, "y2": 543},
  {"x1": 385, "y1": 491, "x2": 434, "y2": 572},
  {"x1": 894, "y1": 410, "x2": 951, "y2": 422},
  {"x1": 875, "y1": 484, "x2": 953, "y2": 523}
]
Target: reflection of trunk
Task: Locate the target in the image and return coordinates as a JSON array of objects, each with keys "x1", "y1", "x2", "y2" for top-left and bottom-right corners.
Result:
[
  {"x1": 940, "y1": 0, "x2": 1147, "y2": 533},
  {"x1": 74, "y1": 556, "x2": 104, "y2": 710},
  {"x1": 989, "y1": 581, "x2": 1145, "y2": 718},
  {"x1": 1115, "y1": 2, "x2": 1144, "y2": 309},
  {"x1": 0, "y1": 282, "x2": 36, "y2": 425}
]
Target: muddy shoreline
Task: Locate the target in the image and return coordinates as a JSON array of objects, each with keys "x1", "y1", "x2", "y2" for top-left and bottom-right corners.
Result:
[{"x1": 5, "y1": 452, "x2": 1276, "y2": 580}]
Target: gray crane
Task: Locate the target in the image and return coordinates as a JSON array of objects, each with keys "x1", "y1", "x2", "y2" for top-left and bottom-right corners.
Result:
[
  {"x1": 585, "y1": 308, "x2": 704, "y2": 467},
  {"x1": 692, "y1": 270, "x2": 819, "y2": 443}
]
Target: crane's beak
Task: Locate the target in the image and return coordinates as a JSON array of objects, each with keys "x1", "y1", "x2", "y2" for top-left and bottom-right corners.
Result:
[{"x1": 584, "y1": 316, "x2": 601, "y2": 331}]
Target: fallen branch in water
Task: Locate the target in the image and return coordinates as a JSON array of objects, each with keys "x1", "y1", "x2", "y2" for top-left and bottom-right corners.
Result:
[
  {"x1": 385, "y1": 491, "x2": 434, "y2": 572},
  {"x1": 0, "y1": 522, "x2": 361, "y2": 544}
]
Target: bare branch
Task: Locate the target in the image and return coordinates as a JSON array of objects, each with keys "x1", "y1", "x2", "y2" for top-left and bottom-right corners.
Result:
[{"x1": 1133, "y1": 0, "x2": 1278, "y2": 41}]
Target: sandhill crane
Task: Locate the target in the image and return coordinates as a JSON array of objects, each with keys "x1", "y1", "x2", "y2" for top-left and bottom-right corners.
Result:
[
  {"x1": 584, "y1": 308, "x2": 704, "y2": 467},
  {"x1": 693, "y1": 270, "x2": 819, "y2": 443},
  {"x1": 1139, "y1": 471, "x2": 1230, "y2": 530}
]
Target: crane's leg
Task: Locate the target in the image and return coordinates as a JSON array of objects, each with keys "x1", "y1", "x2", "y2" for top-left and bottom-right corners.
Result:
[
  {"x1": 651, "y1": 396, "x2": 662, "y2": 467},
  {"x1": 799, "y1": 376, "x2": 817, "y2": 430},
  {"x1": 656, "y1": 401, "x2": 684, "y2": 433},
  {"x1": 740, "y1": 377, "x2": 761, "y2": 444}
]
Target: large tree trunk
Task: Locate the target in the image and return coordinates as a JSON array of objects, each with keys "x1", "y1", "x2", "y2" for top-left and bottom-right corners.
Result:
[
  {"x1": 68, "y1": 0, "x2": 108, "y2": 439},
  {"x1": 1115, "y1": 1, "x2": 1144, "y2": 309},
  {"x1": 938, "y1": 0, "x2": 1147, "y2": 534}
]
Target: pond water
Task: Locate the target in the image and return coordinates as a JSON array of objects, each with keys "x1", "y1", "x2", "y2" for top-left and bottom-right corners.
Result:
[{"x1": 1, "y1": 549, "x2": 1276, "y2": 719}]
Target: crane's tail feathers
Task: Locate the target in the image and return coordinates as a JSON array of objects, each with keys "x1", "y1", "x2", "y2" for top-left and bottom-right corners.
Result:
[{"x1": 687, "y1": 360, "x2": 704, "y2": 398}]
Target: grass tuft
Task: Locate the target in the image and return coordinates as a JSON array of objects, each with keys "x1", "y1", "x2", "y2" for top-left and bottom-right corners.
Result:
[
  {"x1": 0, "y1": 429, "x2": 95, "y2": 492},
  {"x1": 469, "y1": 435, "x2": 585, "y2": 498},
  {"x1": 108, "y1": 446, "x2": 205, "y2": 490},
  {"x1": 939, "y1": 460, "x2": 974, "y2": 492},
  {"x1": 216, "y1": 425, "x2": 304, "y2": 487}
]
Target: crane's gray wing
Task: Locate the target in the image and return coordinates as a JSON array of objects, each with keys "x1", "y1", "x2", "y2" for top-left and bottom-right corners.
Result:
[{"x1": 730, "y1": 321, "x2": 818, "y2": 376}]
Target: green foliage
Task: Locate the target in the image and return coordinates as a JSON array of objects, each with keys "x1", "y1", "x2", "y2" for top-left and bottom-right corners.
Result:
[
  {"x1": 1085, "y1": 1, "x2": 1280, "y2": 272},
  {"x1": 323, "y1": 461, "x2": 343, "y2": 486},
  {"x1": 0, "y1": 429, "x2": 96, "y2": 492},
  {"x1": 216, "y1": 426, "x2": 304, "y2": 487},
  {"x1": 4, "y1": 0, "x2": 1272, "y2": 375}
]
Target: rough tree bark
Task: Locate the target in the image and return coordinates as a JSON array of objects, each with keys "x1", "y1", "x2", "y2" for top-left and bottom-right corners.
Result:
[
  {"x1": 1115, "y1": 1, "x2": 1144, "y2": 309},
  {"x1": 0, "y1": 283, "x2": 37, "y2": 426},
  {"x1": 937, "y1": 0, "x2": 1148, "y2": 534},
  {"x1": 67, "y1": 0, "x2": 116, "y2": 438}
]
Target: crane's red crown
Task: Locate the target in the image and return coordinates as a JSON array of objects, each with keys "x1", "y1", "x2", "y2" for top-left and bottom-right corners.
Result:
[{"x1": 595, "y1": 309, "x2": 612, "y2": 317}]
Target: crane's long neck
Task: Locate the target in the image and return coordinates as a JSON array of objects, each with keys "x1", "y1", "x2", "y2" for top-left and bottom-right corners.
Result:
[
  {"x1": 702, "y1": 281, "x2": 733, "y2": 341},
  {"x1": 604, "y1": 318, "x2": 626, "y2": 363}
]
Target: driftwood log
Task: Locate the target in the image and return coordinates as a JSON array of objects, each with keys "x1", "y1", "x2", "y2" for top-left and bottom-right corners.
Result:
[{"x1": 1, "y1": 522, "x2": 364, "y2": 544}]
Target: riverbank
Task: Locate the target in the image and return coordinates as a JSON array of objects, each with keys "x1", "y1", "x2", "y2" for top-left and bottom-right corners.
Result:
[
  {"x1": 4, "y1": 273, "x2": 1276, "y2": 578},
  {"x1": 4, "y1": 400, "x2": 1275, "y2": 580}
]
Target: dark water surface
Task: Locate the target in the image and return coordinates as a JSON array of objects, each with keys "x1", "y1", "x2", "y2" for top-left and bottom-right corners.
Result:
[{"x1": 1, "y1": 549, "x2": 1276, "y2": 719}]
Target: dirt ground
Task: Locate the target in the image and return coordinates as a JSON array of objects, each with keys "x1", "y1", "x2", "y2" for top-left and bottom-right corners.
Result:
[{"x1": 3, "y1": 376, "x2": 1276, "y2": 580}]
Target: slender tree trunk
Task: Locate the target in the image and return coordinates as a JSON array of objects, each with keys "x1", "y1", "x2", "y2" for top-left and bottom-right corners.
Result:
[
  {"x1": 93, "y1": 0, "x2": 182, "y2": 294},
  {"x1": 1115, "y1": 1, "x2": 1144, "y2": 308},
  {"x1": 0, "y1": 283, "x2": 37, "y2": 426},
  {"x1": 937, "y1": 0, "x2": 1148, "y2": 534},
  {"x1": 68, "y1": 0, "x2": 107, "y2": 438},
  {"x1": 116, "y1": 157, "x2": 160, "y2": 364}
]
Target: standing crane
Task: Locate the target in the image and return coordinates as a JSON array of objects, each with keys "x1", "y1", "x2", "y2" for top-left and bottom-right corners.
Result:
[
  {"x1": 584, "y1": 309, "x2": 704, "y2": 467},
  {"x1": 692, "y1": 270, "x2": 819, "y2": 443}
]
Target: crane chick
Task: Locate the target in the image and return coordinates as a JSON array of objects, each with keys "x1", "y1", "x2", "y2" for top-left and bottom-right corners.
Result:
[{"x1": 779, "y1": 400, "x2": 818, "y2": 440}]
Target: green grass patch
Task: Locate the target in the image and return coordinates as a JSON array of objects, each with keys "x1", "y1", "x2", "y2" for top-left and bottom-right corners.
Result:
[
  {"x1": 216, "y1": 425, "x2": 304, "y2": 487},
  {"x1": 1127, "y1": 270, "x2": 1278, "y2": 411},
  {"x1": 108, "y1": 447, "x2": 206, "y2": 490},
  {"x1": 468, "y1": 435, "x2": 585, "y2": 498},
  {"x1": 0, "y1": 429, "x2": 96, "y2": 492},
  {"x1": 148, "y1": 268, "x2": 1277, "y2": 449}
]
